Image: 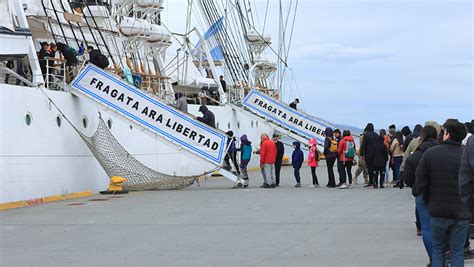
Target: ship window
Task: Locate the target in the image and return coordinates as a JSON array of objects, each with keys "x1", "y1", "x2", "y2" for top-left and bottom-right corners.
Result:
[
  {"x1": 227, "y1": 122, "x2": 230, "y2": 129},
  {"x1": 237, "y1": 122, "x2": 240, "y2": 129},
  {"x1": 256, "y1": 121, "x2": 259, "y2": 128},
  {"x1": 107, "y1": 118, "x2": 113, "y2": 129},
  {"x1": 82, "y1": 116, "x2": 88, "y2": 128},
  {"x1": 251, "y1": 121, "x2": 254, "y2": 128},
  {"x1": 56, "y1": 115, "x2": 62, "y2": 127},
  {"x1": 25, "y1": 112, "x2": 32, "y2": 126},
  {"x1": 216, "y1": 122, "x2": 219, "y2": 128},
  {"x1": 129, "y1": 125, "x2": 133, "y2": 130}
]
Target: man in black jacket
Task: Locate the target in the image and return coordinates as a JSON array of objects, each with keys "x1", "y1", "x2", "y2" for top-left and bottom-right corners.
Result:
[
  {"x1": 196, "y1": 105, "x2": 216, "y2": 128},
  {"x1": 359, "y1": 123, "x2": 379, "y2": 187},
  {"x1": 272, "y1": 134, "x2": 285, "y2": 187},
  {"x1": 417, "y1": 119, "x2": 468, "y2": 267}
]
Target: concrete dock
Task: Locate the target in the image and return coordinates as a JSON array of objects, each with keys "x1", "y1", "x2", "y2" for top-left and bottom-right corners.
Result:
[{"x1": 0, "y1": 164, "x2": 463, "y2": 266}]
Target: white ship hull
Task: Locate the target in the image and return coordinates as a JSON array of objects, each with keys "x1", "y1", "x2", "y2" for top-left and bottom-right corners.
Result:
[{"x1": 0, "y1": 84, "x2": 273, "y2": 203}]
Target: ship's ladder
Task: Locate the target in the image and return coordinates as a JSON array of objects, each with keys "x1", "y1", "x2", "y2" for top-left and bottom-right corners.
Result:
[
  {"x1": 66, "y1": 64, "x2": 240, "y2": 186},
  {"x1": 229, "y1": 90, "x2": 334, "y2": 148}
]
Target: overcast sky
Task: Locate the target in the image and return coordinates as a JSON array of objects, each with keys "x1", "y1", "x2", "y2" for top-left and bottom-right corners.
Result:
[{"x1": 164, "y1": 0, "x2": 472, "y2": 129}]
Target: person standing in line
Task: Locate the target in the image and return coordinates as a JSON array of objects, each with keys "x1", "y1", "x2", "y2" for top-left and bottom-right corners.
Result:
[
  {"x1": 379, "y1": 129, "x2": 391, "y2": 186},
  {"x1": 459, "y1": 134, "x2": 474, "y2": 260},
  {"x1": 196, "y1": 105, "x2": 216, "y2": 128},
  {"x1": 292, "y1": 141, "x2": 304, "y2": 188},
  {"x1": 273, "y1": 134, "x2": 285, "y2": 187},
  {"x1": 324, "y1": 127, "x2": 339, "y2": 188},
  {"x1": 308, "y1": 138, "x2": 320, "y2": 188},
  {"x1": 404, "y1": 125, "x2": 439, "y2": 265},
  {"x1": 417, "y1": 119, "x2": 469, "y2": 267},
  {"x1": 337, "y1": 130, "x2": 356, "y2": 189},
  {"x1": 354, "y1": 132, "x2": 369, "y2": 185},
  {"x1": 237, "y1": 134, "x2": 252, "y2": 188},
  {"x1": 390, "y1": 131, "x2": 404, "y2": 187},
  {"x1": 359, "y1": 123, "x2": 380, "y2": 188},
  {"x1": 371, "y1": 135, "x2": 389, "y2": 189},
  {"x1": 388, "y1": 124, "x2": 397, "y2": 141},
  {"x1": 289, "y1": 98, "x2": 299, "y2": 110},
  {"x1": 258, "y1": 133, "x2": 277, "y2": 188},
  {"x1": 334, "y1": 129, "x2": 345, "y2": 187}
]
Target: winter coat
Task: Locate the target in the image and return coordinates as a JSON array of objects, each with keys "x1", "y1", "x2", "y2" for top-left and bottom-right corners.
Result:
[
  {"x1": 459, "y1": 135, "x2": 474, "y2": 212},
  {"x1": 238, "y1": 134, "x2": 252, "y2": 162},
  {"x1": 359, "y1": 123, "x2": 380, "y2": 163},
  {"x1": 173, "y1": 96, "x2": 188, "y2": 113},
  {"x1": 401, "y1": 121, "x2": 441, "y2": 172},
  {"x1": 323, "y1": 127, "x2": 338, "y2": 158},
  {"x1": 260, "y1": 136, "x2": 277, "y2": 164},
  {"x1": 403, "y1": 138, "x2": 438, "y2": 197},
  {"x1": 196, "y1": 105, "x2": 216, "y2": 128},
  {"x1": 401, "y1": 126, "x2": 412, "y2": 137},
  {"x1": 308, "y1": 138, "x2": 319, "y2": 167},
  {"x1": 275, "y1": 141, "x2": 285, "y2": 164},
  {"x1": 416, "y1": 140, "x2": 470, "y2": 220},
  {"x1": 337, "y1": 135, "x2": 356, "y2": 162},
  {"x1": 38, "y1": 47, "x2": 49, "y2": 74},
  {"x1": 382, "y1": 135, "x2": 391, "y2": 150},
  {"x1": 403, "y1": 124, "x2": 422, "y2": 152},
  {"x1": 390, "y1": 139, "x2": 404, "y2": 157},
  {"x1": 292, "y1": 141, "x2": 304, "y2": 169},
  {"x1": 372, "y1": 138, "x2": 389, "y2": 169}
]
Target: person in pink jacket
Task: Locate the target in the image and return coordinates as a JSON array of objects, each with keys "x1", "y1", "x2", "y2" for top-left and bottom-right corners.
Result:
[
  {"x1": 337, "y1": 130, "x2": 357, "y2": 189},
  {"x1": 308, "y1": 138, "x2": 320, "y2": 187}
]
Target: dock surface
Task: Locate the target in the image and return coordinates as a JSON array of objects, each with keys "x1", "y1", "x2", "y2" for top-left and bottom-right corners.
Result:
[{"x1": 1, "y1": 164, "x2": 443, "y2": 266}]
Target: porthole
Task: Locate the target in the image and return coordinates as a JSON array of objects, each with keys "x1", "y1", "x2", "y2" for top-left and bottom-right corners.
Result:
[
  {"x1": 227, "y1": 122, "x2": 230, "y2": 129},
  {"x1": 25, "y1": 112, "x2": 32, "y2": 126},
  {"x1": 107, "y1": 118, "x2": 113, "y2": 129},
  {"x1": 82, "y1": 116, "x2": 88, "y2": 128},
  {"x1": 56, "y1": 115, "x2": 62, "y2": 127},
  {"x1": 251, "y1": 121, "x2": 254, "y2": 128}
]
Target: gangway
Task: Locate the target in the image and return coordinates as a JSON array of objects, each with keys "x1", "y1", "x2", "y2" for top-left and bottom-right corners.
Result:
[
  {"x1": 68, "y1": 64, "x2": 240, "y2": 184},
  {"x1": 231, "y1": 90, "x2": 334, "y2": 147}
]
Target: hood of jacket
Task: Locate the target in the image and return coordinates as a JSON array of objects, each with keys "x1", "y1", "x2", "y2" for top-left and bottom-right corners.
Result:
[
  {"x1": 226, "y1": 130, "x2": 234, "y2": 137},
  {"x1": 401, "y1": 126, "x2": 412, "y2": 136},
  {"x1": 417, "y1": 138, "x2": 438, "y2": 152},
  {"x1": 308, "y1": 138, "x2": 317, "y2": 146},
  {"x1": 342, "y1": 135, "x2": 355, "y2": 142},
  {"x1": 413, "y1": 124, "x2": 423, "y2": 137},
  {"x1": 325, "y1": 127, "x2": 334, "y2": 137},
  {"x1": 424, "y1": 121, "x2": 442, "y2": 136},
  {"x1": 240, "y1": 134, "x2": 251, "y2": 145},
  {"x1": 198, "y1": 105, "x2": 208, "y2": 113},
  {"x1": 293, "y1": 141, "x2": 301, "y2": 150},
  {"x1": 364, "y1": 123, "x2": 374, "y2": 132}
]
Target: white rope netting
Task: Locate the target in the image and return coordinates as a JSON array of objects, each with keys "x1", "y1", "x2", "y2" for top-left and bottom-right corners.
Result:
[{"x1": 76, "y1": 115, "x2": 213, "y2": 190}]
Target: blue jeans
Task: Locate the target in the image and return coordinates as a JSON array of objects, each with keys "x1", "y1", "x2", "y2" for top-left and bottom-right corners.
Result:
[
  {"x1": 384, "y1": 159, "x2": 390, "y2": 183},
  {"x1": 294, "y1": 167, "x2": 301, "y2": 183},
  {"x1": 392, "y1": 156, "x2": 403, "y2": 181},
  {"x1": 431, "y1": 217, "x2": 469, "y2": 267},
  {"x1": 416, "y1": 196, "x2": 432, "y2": 258}
]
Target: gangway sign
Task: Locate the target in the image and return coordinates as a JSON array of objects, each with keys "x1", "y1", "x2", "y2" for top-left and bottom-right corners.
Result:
[
  {"x1": 70, "y1": 64, "x2": 228, "y2": 166},
  {"x1": 242, "y1": 90, "x2": 332, "y2": 144}
]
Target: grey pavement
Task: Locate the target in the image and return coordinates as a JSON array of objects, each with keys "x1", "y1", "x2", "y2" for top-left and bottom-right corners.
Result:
[{"x1": 1, "y1": 164, "x2": 468, "y2": 266}]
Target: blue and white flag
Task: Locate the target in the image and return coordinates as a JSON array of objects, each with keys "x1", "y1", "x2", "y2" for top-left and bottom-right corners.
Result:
[{"x1": 195, "y1": 17, "x2": 224, "y2": 62}]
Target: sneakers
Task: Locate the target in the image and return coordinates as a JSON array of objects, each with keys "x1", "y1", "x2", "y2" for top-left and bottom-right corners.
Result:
[
  {"x1": 379, "y1": 185, "x2": 384, "y2": 189},
  {"x1": 260, "y1": 183, "x2": 271, "y2": 188},
  {"x1": 294, "y1": 183, "x2": 301, "y2": 188},
  {"x1": 338, "y1": 183, "x2": 348, "y2": 189},
  {"x1": 373, "y1": 185, "x2": 379, "y2": 189},
  {"x1": 348, "y1": 183, "x2": 352, "y2": 188}
]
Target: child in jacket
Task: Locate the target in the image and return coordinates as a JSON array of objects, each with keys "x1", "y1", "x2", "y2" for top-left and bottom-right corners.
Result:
[
  {"x1": 238, "y1": 134, "x2": 252, "y2": 187},
  {"x1": 308, "y1": 138, "x2": 320, "y2": 187},
  {"x1": 292, "y1": 141, "x2": 304, "y2": 187}
]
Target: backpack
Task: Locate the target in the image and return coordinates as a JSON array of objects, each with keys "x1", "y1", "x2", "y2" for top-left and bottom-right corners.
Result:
[
  {"x1": 96, "y1": 53, "x2": 109, "y2": 69},
  {"x1": 344, "y1": 141, "x2": 355, "y2": 158},
  {"x1": 329, "y1": 138, "x2": 338, "y2": 152}
]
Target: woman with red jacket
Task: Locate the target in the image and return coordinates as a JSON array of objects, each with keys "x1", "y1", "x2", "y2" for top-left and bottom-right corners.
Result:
[
  {"x1": 307, "y1": 138, "x2": 320, "y2": 187},
  {"x1": 337, "y1": 130, "x2": 356, "y2": 189}
]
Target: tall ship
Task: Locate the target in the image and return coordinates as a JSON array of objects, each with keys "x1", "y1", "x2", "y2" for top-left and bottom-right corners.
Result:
[{"x1": 0, "y1": 0, "x2": 332, "y2": 204}]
